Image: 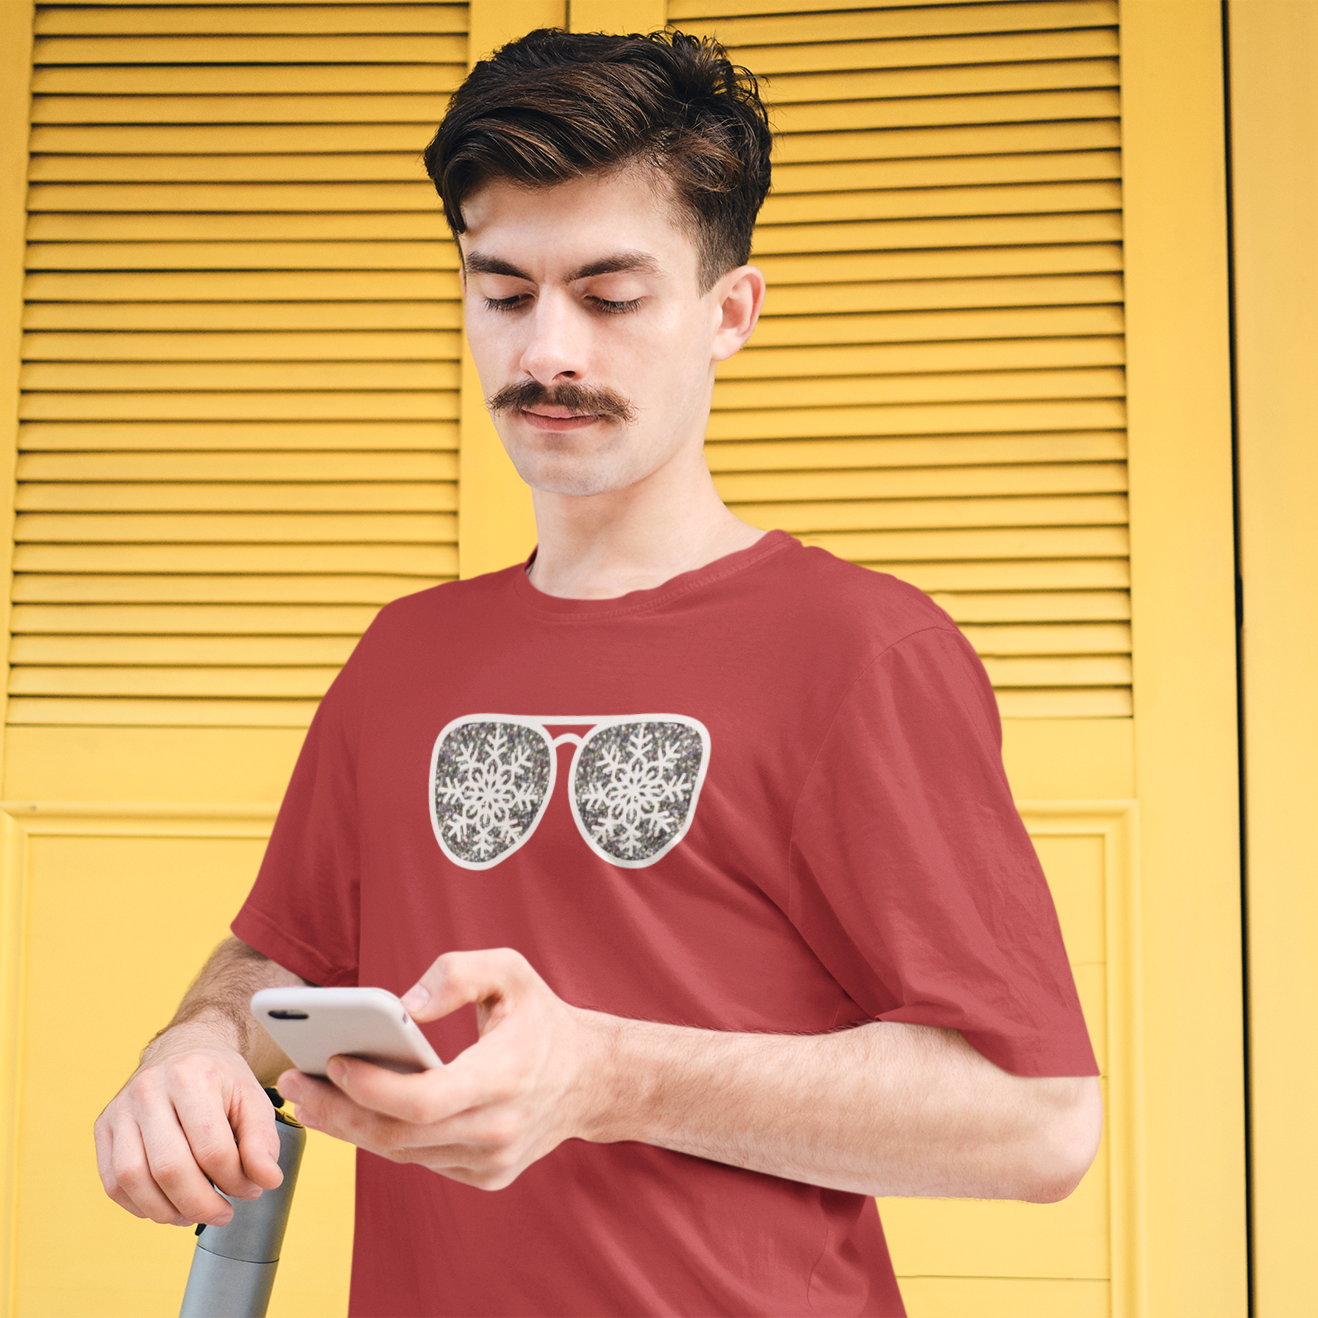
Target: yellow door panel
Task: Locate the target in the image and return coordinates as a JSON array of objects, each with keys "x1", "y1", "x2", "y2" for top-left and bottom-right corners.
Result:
[
  {"x1": 21, "y1": 361, "x2": 462, "y2": 391},
  {"x1": 728, "y1": 493, "x2": 1128, "y2": 533},
  {"x1": 707, "y1": 399, "x2": 1126, "y2": 440},
  {"x1": 29, "y1": 121, "x2": 450, "y2": 152},
  {"x1": 747, "y1": 60, "x2": 1119, "y2": 105},
  {"x1": 33, "y1": 34, "x2": 467, "y2": 64},
  {"x1": 729, "y1": 341, "x2": 1125, "y2": 375},
  {"x1": 760, "y1": 180, "x2": 1122, "y2": 225},
  {"x1": 963, "y1": 623, "x2": 1131, "y2": 658},
  {"x1": 28, "y1": 181, "x2": 443, "y2": 213},
  {"x1": 7, "y1": 820, "x2": 353, "y2": 1318},
  {"x1": 933, "y1": 591, "x2": 1130, "y2": 623},
  {"x1": 32, "y1": 64, "x2": 465, "y2": 96},
  {"x1": 11, "y1": 574, "x2": 435, "y2": 606},
  {"x1": 14, "y1": 543, "x2": 458, "y2": 575},
  {"x1": 31, "y1": 92, "x2": 456, "y2": 125},
  {"x1": 23, "y1": 304, "x2": 463, "y2": 331},
  {"x1": 757, "y1": 244, "x2": 1123, "y2": 283},
  {"x1": 761, "y1": 274, "x2": 1124, "y2": 313},
  {"x1": 715, "y1": 463, "x2": 1127, "y2": 503},
  {"x1": 11, "y1": 636, "x2": 358, "y2": 666},
  {"x1": 17, "y1": 451, "x2": 458, "y2": 481},
  {"x1": 20, "y1": 391, "x2": 459, "y2": 421},
  {"x1": 898, "y1": 1277, "x2": 1110, "y2": 1318},
  {"x1": 26, "y1": 270, "x2": 459, "y2": 299},
  {"x1": 35, "y1": 6, "x2": 469, "y2": 37},
  {"x1": 13, "y1": 0, "x2": 464, "y2": 729},
  {"x1": 22, "y1": 331, "x2": 463, "y2": 362},
  {"x1": 799, "y1": 525, "x2": 1129, "y2": 562},
  {"x1": 878, "y1": 560, "x2": 1130, "y2": 593},
  {"x1": 774, "y1": 88, "x2": 1119, "y2": 134},
  {"x1": 12, "y1": 602, "x2": 386, "y2": 634},
  {"x1": 775, "y1": 119, "x2": 1121, "y2": 163},
  {"x1": 7, "y1": 697, "x2": 325, "y2": 727},
  {"x1": 883, "y1": 1143, "x2": 1111, "y2": 1278},
  {"x1": 707, "y1": 433, "x2": 1126, "y2": 472},
  {"x1": 29, "y1": 212, "x2": 450, "y2": 240},
  {"x1": 674, "y1": 1, "x2": 1116, "y2": 44},
  {"x1": 31, "y1": 154, "x2": 446, "y2": 183},
  {"x1": 9, "y1": 666, "x2": 341, "y2": 699},
  {"x1": 754, "y1": 212, "x2": 1122, "y2": 255},
  {"x1": 21, "y1": 420, "x2": 459, "y2": 450},
  {"x1": 773, "y1": 151, "x2": 1122, "y2": 191},
  {"x1": 714, "y1": 367, "x2": 1124, "y2": 409},
  {"x1": 16, "y1": 481, "x2": 456, "y2": 512},
  {"x1": 740, "y1": 31, "x2": 1117, "y2": 73}
]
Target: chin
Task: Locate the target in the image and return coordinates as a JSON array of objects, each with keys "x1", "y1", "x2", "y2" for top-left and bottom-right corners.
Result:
[
  {"x1": 526, "y1": 471, "x2": 629, "y2": 498},
  {"x1": 512, "y1": 454, "x2": 641, "y2": 498}
]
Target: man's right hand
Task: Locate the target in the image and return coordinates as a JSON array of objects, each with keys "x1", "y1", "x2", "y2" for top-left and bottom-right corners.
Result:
[{"x1": 94, "y1": 1031, "x2": 284, "y2": 1227}]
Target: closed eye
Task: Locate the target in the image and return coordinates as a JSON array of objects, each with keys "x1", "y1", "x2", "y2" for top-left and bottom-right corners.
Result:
[
  {"x1": 588, "y1": 296, "x2": 642, "y2": 315},
  {"x1": 484, "y1": 295, "x2": 528, "y2": 313}
]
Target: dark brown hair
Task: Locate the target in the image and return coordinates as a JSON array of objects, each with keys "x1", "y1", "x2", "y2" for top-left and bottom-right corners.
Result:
[{"x1": 423, "y1": 28, "x2": 773, "y2": 290}]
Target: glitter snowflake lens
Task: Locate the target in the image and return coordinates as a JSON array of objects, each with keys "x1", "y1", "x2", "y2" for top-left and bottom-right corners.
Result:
[
  {"x1": 432, "y1": 720, "x2": 555, "y2": 867},
  {"x1": 429, "y1": 714, "x2": 710, "y2": 871},
  {"x1": 571, "y1": 722, "x2": 706, "y2": 865}
]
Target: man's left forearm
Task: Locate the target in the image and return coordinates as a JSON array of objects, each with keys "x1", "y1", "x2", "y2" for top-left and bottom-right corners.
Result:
[{"x1": 582, "y1": 1012, "x2": 1102, "y2": 1201}]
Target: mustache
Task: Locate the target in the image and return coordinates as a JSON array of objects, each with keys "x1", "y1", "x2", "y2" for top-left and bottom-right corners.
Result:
[{"x1": 485, "y1": 379, "x2": 638, "y2": 425}]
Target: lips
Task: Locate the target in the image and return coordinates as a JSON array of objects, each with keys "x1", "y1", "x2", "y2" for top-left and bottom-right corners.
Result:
[{"x1": 520, "y1": 408, "x2": 600, "y2": 431}]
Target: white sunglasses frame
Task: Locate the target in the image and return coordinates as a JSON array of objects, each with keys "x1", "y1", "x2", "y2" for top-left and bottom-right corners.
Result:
[{"x1": 428, "y1": 713, "x2": 713, "y2": 871}]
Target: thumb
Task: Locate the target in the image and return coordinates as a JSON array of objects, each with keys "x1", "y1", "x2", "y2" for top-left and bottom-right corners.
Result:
[
  {"x1": 400, "y1": 948, "x2": 531, "y2": 1024},
  {"x1": 233, "y1": 1085, "x2": 285, "y2": 1191}
]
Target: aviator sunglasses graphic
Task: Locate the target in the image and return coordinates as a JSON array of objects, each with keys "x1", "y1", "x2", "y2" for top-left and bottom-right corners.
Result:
[{"x1": 428, "y1": 714, "x2": 712, "y2": 871}]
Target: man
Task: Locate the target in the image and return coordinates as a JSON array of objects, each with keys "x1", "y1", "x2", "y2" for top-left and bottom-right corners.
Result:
[{"x1": 95, "y1": 29, "x2": 1101, "y2": 1318}]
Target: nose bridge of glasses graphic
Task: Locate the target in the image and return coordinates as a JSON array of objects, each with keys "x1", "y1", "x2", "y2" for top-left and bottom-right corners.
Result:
[{"x1": 428, "y1": 714, "x2": 711, "y2": 871}]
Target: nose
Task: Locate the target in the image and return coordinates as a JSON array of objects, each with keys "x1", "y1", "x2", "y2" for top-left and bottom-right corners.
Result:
[{"x1": 518, "y1": 291, "x2": 589, "y2": 386}]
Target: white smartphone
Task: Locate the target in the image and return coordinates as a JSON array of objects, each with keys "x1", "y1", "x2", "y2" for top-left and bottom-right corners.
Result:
[{"x1": 251, "y1": 986, "x2": 443, "y2": 1077}]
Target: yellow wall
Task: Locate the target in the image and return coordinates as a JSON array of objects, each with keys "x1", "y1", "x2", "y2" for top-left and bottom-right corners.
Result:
[
  {"x1": 1229, "y1": 4, "x2": 1318, "y2": 1315},
  {"x1": 1119, "y1": 2, "x2": 1246, "y2": 1312},
  {"x1": 0, "y1": 2, "x2": 1276, "y2": 1316}
]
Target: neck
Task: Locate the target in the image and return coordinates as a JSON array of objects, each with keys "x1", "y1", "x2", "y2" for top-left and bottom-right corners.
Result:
[{"x1": 526, "y1": 449, "x2": 764, "y2": 600}]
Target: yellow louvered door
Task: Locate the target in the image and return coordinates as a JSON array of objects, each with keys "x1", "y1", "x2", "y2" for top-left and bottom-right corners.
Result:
[
  {"x1": 18, "y1": 6, "x2": 462, "y2": 729},
  {"x1": 671, "y1": 2, "x2": 1132, "y2": 1314},
  {"x1": 4, "y1": 3, "x2": 466, "y2": 1314},
  {"x1": 0, "y1": 3, "x2": 1248, "y2": 1316}
]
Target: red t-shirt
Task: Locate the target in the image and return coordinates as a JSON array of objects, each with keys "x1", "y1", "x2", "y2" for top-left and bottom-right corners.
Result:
[{"x1": 233, "y1": 530, "x2": 1096, "y2": 1318}]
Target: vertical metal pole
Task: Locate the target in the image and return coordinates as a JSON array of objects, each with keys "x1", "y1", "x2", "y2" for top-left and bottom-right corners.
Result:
[{"x1": 179, "y1": 1097, "x2": 306, "y2": 1318}]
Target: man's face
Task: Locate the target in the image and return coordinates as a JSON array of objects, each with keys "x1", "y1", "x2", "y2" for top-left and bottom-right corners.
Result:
[{"x1": 458, "y1": 169, "x2": 750, "y2": 497}]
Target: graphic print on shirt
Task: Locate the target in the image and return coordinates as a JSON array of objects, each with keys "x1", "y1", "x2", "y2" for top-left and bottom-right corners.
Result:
[{"x1": 429, "y1": 714, "x2": 711, "y2": 871}]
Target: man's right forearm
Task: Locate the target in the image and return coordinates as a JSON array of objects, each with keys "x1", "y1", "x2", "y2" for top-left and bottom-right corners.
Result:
[{"x1": 145, "y1": 935, "x2": 306, "y2": 1084}]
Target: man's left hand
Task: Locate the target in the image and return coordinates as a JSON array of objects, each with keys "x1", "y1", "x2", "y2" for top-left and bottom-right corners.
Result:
[{"x1": 278, "y1": 949, "x2": 614, "y2": 1189}]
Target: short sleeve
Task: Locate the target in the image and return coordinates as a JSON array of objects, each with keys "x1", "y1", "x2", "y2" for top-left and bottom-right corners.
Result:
[
  {"x1": 231, "y1": 652, "x2": 364, "y2": 988},
  {"x1": 788, "y1": 625, "x2": 1098, "y2": 1077}
]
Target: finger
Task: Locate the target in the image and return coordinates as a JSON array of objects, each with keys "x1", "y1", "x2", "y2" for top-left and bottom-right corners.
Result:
[
  {"x1": 323, "y1": 1055, "x2": 474, "y2": 1126},
  {"x1": 169, "y1": 1082, "x2": 266, "y2": 1201},
  {"x1": 279, "y1": 1069, "x2": 351, "y2": 1132},
  {"x1": 108, "y1": 1117, "x2": 196, "y2": 1227},
  {"x1": 95, "y1": 1119, "x2": 148, "y2": 1219},
  {"x1": 401, "y1": 947, "x2": 533, "y2": 1023},
  {"x1": 281, "y1": 1069, "x2": 398, "y2": 1151},
  {"x1": 232, "y1": 1085, "x2": 284, "y2": 1191},
  {"x1": 137, "y1": 1098, "x2": 234, "y2": 1226}
]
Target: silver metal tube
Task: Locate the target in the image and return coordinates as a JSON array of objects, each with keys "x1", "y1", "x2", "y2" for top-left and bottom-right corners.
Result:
[{"x1": 179, "y1": 1102, "x2": 306, "y2": 1318}]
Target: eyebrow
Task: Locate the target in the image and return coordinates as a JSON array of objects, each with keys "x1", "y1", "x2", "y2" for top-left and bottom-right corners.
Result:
[{"x1": 463, "y1": 250, "x2": 663, "y2": 283}]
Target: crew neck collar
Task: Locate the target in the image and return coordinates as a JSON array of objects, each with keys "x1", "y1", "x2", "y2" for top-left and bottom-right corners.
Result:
[{"x1": 509, "y1": 528, "x2": 794, "y2": 619}]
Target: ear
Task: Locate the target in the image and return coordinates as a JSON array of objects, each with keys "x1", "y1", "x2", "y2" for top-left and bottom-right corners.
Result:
[{"x1": 711, "y1": 264, "x2": 767, "y2": 363}]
